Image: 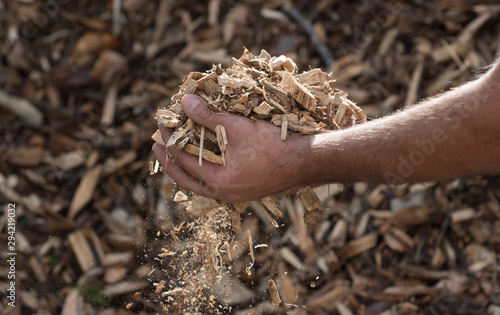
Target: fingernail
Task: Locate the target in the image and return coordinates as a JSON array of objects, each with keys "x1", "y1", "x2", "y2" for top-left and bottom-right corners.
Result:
[{"x1": 184, "y1": 94, "x2": 201, "y2": 111}]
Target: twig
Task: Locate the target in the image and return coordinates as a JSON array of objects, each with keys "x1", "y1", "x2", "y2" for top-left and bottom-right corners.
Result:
[
  {"x1": 199, "y1": 126, "x2": 205, "y2": 166},
  {"x1": 281, "y1": 5, "x2": 335, "y2": 69}
]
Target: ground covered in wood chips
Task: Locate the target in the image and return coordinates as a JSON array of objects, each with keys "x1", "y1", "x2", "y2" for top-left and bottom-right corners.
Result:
[{"x1": 1, "y1": 1, "x2": 500, "y2": 314}]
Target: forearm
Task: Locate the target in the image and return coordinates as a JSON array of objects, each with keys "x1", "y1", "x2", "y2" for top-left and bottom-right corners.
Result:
[{"x1": 301, "y1": 63, "x2": 500, "y2": 185}]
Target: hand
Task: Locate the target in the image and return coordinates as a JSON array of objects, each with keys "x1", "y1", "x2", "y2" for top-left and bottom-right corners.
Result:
[{"x1": 152, "y1": 94, "x2": 312, "y2": 202}]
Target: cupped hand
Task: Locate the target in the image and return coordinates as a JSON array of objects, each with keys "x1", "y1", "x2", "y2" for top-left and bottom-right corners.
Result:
[{"x1": 152, "y1": 94, "x2": 312, "y2": 202}]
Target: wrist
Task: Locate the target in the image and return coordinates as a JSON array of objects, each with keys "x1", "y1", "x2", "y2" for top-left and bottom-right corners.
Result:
[{"x1": 293, "y1": 132, "x2": 341, "y2": 187}]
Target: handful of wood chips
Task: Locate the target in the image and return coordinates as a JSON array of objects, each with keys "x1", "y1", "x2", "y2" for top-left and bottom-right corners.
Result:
[{"x1": 151, "y1": 49, "x2": 366, "y2": 227}]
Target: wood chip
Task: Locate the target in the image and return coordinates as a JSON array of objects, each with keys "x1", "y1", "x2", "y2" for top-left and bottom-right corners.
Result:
[
  {"x1": 281, "y1": 71, "x2": 317, "y2": 111},
  {"x1": 68, "y1": 230, "x2": 97, "y2": 271},
  {"x1": 260, "y1": 196, "x2": 283, "y2": 218},
  {"x1": 337, "y1": 232, "x2": 378, "y2": 260},
  {"x1": 68, "y1": 164, "x2": 103, "y2": 219},
  {"x1": 0, "y1": 90, "x2": 43, "y2": 127},
  {"x1": 297, "y1": 186, "x2": 322, "y2": 211},
  {"x1": 268, "y1": 279, "x2": 281, "y2": 306},
  {"x1": 184, "y1": 143, "x2": 224, "y2": 165},
  {"x1": 451, "y1": 207, "x2": 476, "y2": 223}
]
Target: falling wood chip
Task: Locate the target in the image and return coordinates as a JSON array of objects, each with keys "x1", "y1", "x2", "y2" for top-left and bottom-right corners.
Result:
[
  {"x1": 268, "y1": 279, "x2": 281, "y2": 306},
  {"x1": 245, "y1": 230, "x2": 255, "y2": 275},
  {"x1": 254, "y1": 201, "x2": 280, "y2": 228}
]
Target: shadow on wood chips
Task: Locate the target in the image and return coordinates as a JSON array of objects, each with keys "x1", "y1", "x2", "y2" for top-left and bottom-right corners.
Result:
[{"x1": 0, "y1": 1, "x2": 499, "y2": 314}]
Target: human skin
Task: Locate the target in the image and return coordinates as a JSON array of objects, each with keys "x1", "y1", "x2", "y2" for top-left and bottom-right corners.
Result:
[{"x1": 153, "y1": 62, "x2": 500, "y2": 203}]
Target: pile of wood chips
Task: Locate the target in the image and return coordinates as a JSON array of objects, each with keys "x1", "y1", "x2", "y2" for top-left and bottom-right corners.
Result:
[
  {"x1": 151, "y1": 48, "x2": 366, "y2": 223},
  {"x1": 3, "y1": 1, "x2": 500, "y2": 314}
]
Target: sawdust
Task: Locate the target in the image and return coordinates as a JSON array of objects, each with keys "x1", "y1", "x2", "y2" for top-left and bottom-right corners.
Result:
[{"x1": 154, "y1": 207, "x2": 234, "y2": 314}]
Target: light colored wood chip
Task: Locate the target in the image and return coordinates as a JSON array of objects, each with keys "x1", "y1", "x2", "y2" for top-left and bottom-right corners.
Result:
[
  {"x1": 68, "y1": 230, "x2": 97, "y2": 271},
  {"x1": 337, "y1": 232, "x2": 378, "y2": 260},
  {"x1": 254, "y1": 201, "x2": 279, "y2": 228},
  {"x1": 233, "y1": 201, "x2": 251, "y2": 213},
  {"x1": 102, "y1": 281, "x2": 149, "y2": 297},
  {"x1": 253, "y1": 101, "x2": 273, "y2": 115},
  {"x1": 68, "y1": 164, "x2": 103, "y2": 219},
  {"x1": 279, "y1": 247, "x2": 305, "y2": 270},
  {"x1": 101, "y1": 83, "x2": 118, "y2": 126},
  {"x1": 184, "y1": 143, "x2": 223, "y2": 165},
  {"x1": 61, "y1": 288, "x2": 85, "y2": 315},
  {"x1": 173, "y1": 191, "x2": 189, "y2": 203},
  {"x1": 199, "y1": 126, "x2": 205, "y2": 166},
  {"x1": 280, "y1": 119, "x2": 288, "y2": 140},
  {"x1": 260, "y1": 196, "x2": 283, "y2": 218},
  {"x1": 295, "y1": 68, "x2": 330, "y2": 86},
  {"x1": 103, "y1": 150, "x2": 137, "y2": 175},
  {"x1": 152, "y1": 129, "x2": 165, "y2": 145},
  {"x1": 451, "y1": 207, "x2": 476, "y2": 223},
  {"x1": 281, "y1": 71, "x2": 317, "y2": 111},
  {"x1": 328, "y1": 219, "x2": 347, "y2": 247},
  {"x1": 297, "y1": 186, "x2": 322, "y2": 211},
  {"x1": 0, "y1": 90, "x2": 43, "y2": 128},
  {"x1": 270, "y1": 55, "x2": 296, "y2": 72},
  {"x1": 167, "y1": 126, "x2": 188, "y2": 147},
  {"x1": 155, "y1": 108, "x2": 182, "y2": 128}
]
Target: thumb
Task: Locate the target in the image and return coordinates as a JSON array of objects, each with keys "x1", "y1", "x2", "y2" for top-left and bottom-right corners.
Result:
[{"x1": 181, "y1": 94, "x2": 226, "y2": 131}]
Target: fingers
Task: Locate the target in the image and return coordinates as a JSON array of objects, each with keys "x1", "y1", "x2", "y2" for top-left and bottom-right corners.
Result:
[
  {"x1": 167, "y1": 144, "x2": 220, "y2": 184},
  {"x1": 152, "y1": 143, "x2": 167, "y2": 167},
  {"x1": 165, "y1": 160, "x2": 210, "y2": 197},
  {"x1": 153, "y1": 141, "x2": 222, "y2": 198},
  {"x1": 181, "y1": 94, "x2": 230, "y2": 131}
]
